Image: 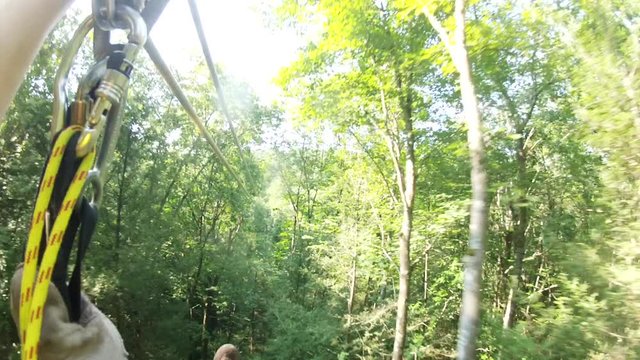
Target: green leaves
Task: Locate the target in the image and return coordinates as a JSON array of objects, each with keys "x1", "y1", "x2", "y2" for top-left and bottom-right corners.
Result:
[{"x1": 0, "y1": 1, "x2": 639, "y2": 359}]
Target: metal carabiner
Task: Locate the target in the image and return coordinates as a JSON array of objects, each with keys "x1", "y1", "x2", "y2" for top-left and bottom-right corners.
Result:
[
  {"x1": 93, "y1": 0, "x2": 146, "y2": 31},
  {"x1": 76, "y1": 5, "x2": 147, "y2": 157},
  {"x1": 51, "y1": 3, "x2": 147, "y2": 206},
  {"x1": 92, "y1": 0, "x2": 116, "y2": 30},
  {"x1": 50, "y1": 16, "x2": 95, "y2": 138},
  {"x1": 76, "y1": 4, "x2": 148, "y2": 205},
  {"x1": 92, "y1": 0, "x2": 147, "y2": 60},
  {"x1": 72, "y1": 59, "x2": 112, "y2": 206}
]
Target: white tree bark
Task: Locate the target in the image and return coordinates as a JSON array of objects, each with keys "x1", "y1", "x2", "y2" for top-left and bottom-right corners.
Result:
[
  {"x1": 381, "y1": 82, "x2": 416, "y2": 360},
  {"x1": 425, "y1": 0, "x2": 488, "y2": 358}
]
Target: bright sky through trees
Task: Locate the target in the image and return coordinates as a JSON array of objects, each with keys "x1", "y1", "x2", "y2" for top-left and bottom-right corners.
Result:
[
  {"x1": 2, "y1": 1, "x2": 639, "y2": 359},
  {"x1": 73, "y1": 0, "x2": 307, "y2": 104}
]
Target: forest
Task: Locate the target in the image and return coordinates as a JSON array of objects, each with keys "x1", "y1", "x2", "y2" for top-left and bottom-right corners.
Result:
[{"x1": 1, "y1": 0, "x2": 639, "y2": 359}]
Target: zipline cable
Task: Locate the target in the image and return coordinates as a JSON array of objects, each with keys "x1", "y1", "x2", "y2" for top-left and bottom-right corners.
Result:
[
  {"x1": 140, "y1": 0, "x2": 171, "y2": 30},
  {"x1": 188, "y1": 0, "x2": 247, "y2": 165},
  {"x1": 144, "y1": 39, "x2": 249, "y2": 196}
]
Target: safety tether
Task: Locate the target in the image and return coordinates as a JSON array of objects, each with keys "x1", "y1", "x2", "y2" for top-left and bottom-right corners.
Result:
[
  {"x1": 18, "y1": 126, "x2": 96, "y2": 360},
  {"x1": 16, "y1": 1, "x2": 251, "y2": 358}
]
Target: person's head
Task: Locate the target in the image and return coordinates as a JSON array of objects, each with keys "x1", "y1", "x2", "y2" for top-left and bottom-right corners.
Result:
[{"x1": 213, "y1": 344, "x2": 239, "y2": 360}]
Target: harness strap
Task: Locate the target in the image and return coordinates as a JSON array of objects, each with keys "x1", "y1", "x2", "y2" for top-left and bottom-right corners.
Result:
[
  {"x1": 68, "y1": 198, "x2": 98, "y2": 322},
  {"x1": 20, "y1": 127, "x2": 79, "y2": 340},
  {"x1": 45, "y1": 130, "x2": 98, "y2": 322},
  {"x1": 47, "y1": 132, "x2": 82, "y2": 316}
]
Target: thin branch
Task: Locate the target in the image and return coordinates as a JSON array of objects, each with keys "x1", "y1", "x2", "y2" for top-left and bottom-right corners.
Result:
[
  {"x1": 423, "y1": 6, "x2": 452, "y2": 51},
  {"x1": 369, "y1": 199, "x2": 400, "y2": 271},
  {"x1": 522, "y1": 127, "x2": 535, "y2": 152},
  {"x1": 493, "y1": 79, "x2": 520, "y2": 123},
  {"x1": 349, "y1": 129, "x2": 399, "y2": 204},
  {"x1": 522, "y1": 82, "x2": 550, "y2": 129},
  {"x1": 380, "y1": 88, "x2": 407, "y2": 206}
]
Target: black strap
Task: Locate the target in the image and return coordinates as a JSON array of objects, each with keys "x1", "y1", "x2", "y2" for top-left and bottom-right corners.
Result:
[
  {"x1": 50, "y1": 204, "x2": 80, "y2": 313},
  {"x1": 68, "y1": 199, "x2": 98, "y2": 322},
  {"x1": 35, "y1": 129, "x2": 97, "y2": 322},
  {"x1": 38, "y1": 131, "x2": 81, "y2": 264}
]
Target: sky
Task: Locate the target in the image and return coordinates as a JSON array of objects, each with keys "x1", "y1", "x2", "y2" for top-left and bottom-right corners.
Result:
[
  {"x1": 73, "y1": 0, "x2": 309, "y2": 104},
  {"x1": 68, "y1": 1, "x2": 332, "y2": 148}
]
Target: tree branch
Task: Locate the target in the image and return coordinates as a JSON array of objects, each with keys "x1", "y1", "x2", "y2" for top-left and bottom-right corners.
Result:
[
  {"x1": 423, "y1": 6, "x2": 452, "y2": 51},
  {"x1": 349, "y1": 129, "x2": 399, "y2": 204},
  {"x1": 380, "y1": 87, "x2": 407, "y2": 206}
]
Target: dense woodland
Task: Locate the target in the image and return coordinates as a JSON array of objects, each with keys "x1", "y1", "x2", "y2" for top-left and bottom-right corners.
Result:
[{"x1": 1, "y1": 0, "x2": 639, "y2": 359}]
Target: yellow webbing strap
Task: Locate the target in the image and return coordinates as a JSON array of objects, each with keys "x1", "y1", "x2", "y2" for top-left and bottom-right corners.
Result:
[{"x1": 19, "y1": 125, "x2": 96, "y2": 360}]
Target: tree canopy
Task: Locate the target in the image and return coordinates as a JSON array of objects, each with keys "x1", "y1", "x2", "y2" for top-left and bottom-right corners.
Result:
[{"x1": 1, "y1": 0, "x2": 639, "y2": 359}]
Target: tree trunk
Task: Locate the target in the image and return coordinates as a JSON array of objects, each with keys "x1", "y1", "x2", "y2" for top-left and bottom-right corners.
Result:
[
  {"x1": 392, "y1": 201, "x2": 414, "y2": 360},
  {"x1": 201, "y1": 300, "x2": 209, "y2": 360},
  {"x1": 423, "y1": 247, "x2": 429, "y2": 302},
  {"x1": 503, "y1": 137, "x2": 528, "y2": 328},
  {"x1": 114, "y1": 130, "x2": 133, "y2": 330},
  {"x1": 249, "y1": 308, "x2": 256, "y2": 353},
  {"x1": 347, "y1": 257, "x2": 357, "y2": 316},
  {"x1": 424, "y1": 1, "x2": 489, "y2": 358},
  {"x1": 362, "y1": 276, "x2": 372, "y2": 308},
  {"x1": 390, "y1": 76, "x2": 417, "y2": 360},
  {"x1": 115, "y1": 131, "x2": 133, "y2": 260},
  {"x1": 453, "y1": 2, "x2": 489, "y2": 358},
  {"x1": 347, "y1": 257, "x2": 357, "y2": 336}
]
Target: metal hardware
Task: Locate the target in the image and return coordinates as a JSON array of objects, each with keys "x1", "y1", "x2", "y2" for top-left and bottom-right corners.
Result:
[
  {"x1": 76, "y1": 5, "x2": 147, "y2": 155},
  {"x1": 92, "y1": 0, "x2": 116, "y2": 30},
  {"x1": 51, "y1": 16, "x2": 95, "y2": 138},
  {"x1": 50, "y1": 3, "x2": 148, "y2": 205},
  {"x1": 78, "y1": 4, "x2": 147, "y2": 205}
]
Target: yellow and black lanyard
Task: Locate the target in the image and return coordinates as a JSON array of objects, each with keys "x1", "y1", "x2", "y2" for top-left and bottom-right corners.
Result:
[
  {"x1": 19, "y1": 127, "x2": 96, "y2": 359},
  {"x1": 15, "y1": 0, "x2": 247, "y2": 357},
  {"x1": 17, "y1": 1, "x2": 153, "y2": 358}
]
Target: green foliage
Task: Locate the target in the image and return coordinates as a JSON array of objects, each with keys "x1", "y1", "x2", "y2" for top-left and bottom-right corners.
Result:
[
  {"x1": 259, "y1": 300, "x2": 342, "y2": 359},
  {"x1": 2, "y1": 0, "x2": 640, "y2": 359}
]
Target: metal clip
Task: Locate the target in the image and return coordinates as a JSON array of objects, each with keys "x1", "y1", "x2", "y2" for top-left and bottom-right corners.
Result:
[
  {"x1": 51, "y1": 16, "x2": 95, "y2": 138},
  {"x1": 76, "y1": 5, "x2": 147, "y2": 157},
  {"x1": 50, "y1": 3, "x2": 147, "y2": 206},
  {"x1": 77, "y1": 5, "x2": 147, "y2": 205},
  {"x1": 92, "y1": 0, "x2": 116, "y2": 30},
  {"x1": 93, "y1": 0, "x2": 146, "y2": 31},
  {"x1": 92, "y1": 0, "x2": 148, "y2": 59}
]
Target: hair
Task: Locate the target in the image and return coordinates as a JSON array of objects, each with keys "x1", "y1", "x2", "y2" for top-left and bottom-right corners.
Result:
[{"x1": 213, "y1": 344, "x2": 240, "y2": 360}]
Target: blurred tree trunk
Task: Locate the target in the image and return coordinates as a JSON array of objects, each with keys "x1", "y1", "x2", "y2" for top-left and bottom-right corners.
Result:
[
  {"x1": 347, "y1": 257, "x2": 357, "y2": 317},
  {"x1": 382, "y1": 70, "x2": 417, "y2": 360},
  {"x1": 495, "y1": 58, "x2": 544, "y2": 329},
  {"x1": 424, "y1": 0, "x2": 488, "y2": 358},
  {"x1": 114, "y1": 130, "x2": 133, "y2": 331},
  {"x1": 503, "y1": 135, "x2": 528, "y2": 328}
]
